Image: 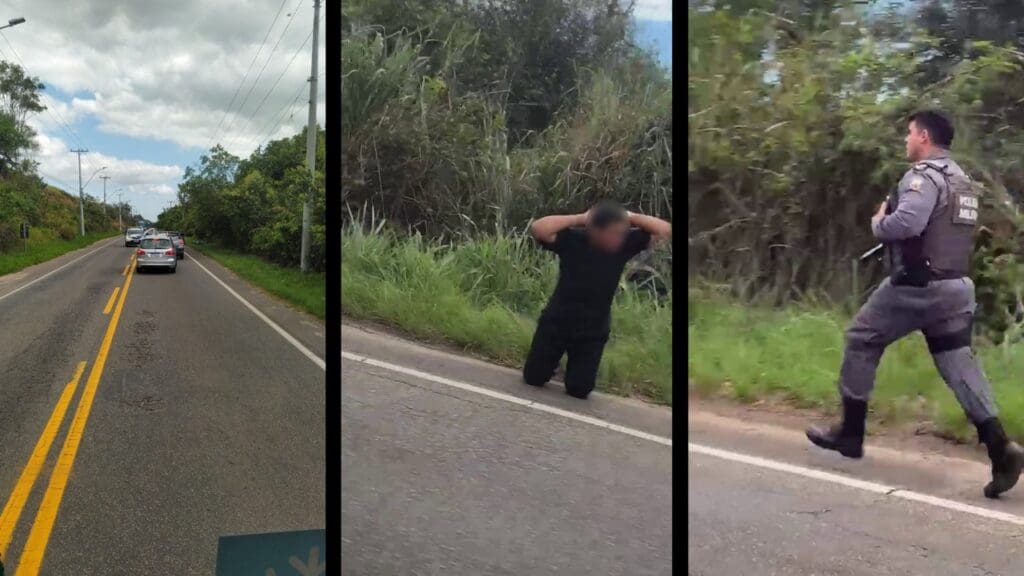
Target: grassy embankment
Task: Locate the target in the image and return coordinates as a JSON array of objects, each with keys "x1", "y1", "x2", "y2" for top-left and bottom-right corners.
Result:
[
  {"x1": 0, "y1": 230, "x2": 117, "y2": 277},
  {"x1": 689, "y1": 288, "x2": 1024, "y2": 441},
  {"x1": 341, "y1": 226, "x2": 674, "y2": 404},
  {"x1": 190, "y1": 240, "x2": 325, "y2": 320}
]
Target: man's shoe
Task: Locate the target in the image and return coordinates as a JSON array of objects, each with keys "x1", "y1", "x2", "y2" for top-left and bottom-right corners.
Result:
[
  {"x1": 977, "y1": 418, "x2": 1024, "y2": 499},
  {"x1": 806, "y1": 397, "x2": 867, "y2": 459}
]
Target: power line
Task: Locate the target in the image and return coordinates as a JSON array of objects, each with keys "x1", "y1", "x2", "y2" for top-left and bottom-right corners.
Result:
[
  {"x1": 225, "y1": 29, "x2": 312, "y2": 152},
  {"x1": 207, "y1": 0, "x2": 290, "y2": 150},
  {"x1": 253, "y1": 81, "x2": 308, "y2": 150},
  {"x1": 250, "y1": 28, "x2": 324, "y2": 150},
  {"x1": 0, "y1": 30, "x2": 84, "y2": 150},
  {"x1": 217, "y1": 0, "x2": 305, "y2": 147},
  {"x1": 251, "y1": 53, "x2": 323, "y2": 150}
]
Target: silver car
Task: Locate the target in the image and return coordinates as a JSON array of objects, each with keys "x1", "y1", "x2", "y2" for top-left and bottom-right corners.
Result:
[
  {"x1": 135, "y1": 235, "x2": 178, "y2": 273},
  {"x1": 124, "y1": 227, "x2": 143, "y2": 247}
]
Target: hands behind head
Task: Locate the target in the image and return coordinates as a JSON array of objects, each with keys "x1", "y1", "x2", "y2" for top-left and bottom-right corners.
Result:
[{"x1": 578, "y1": 209, "x2": 591, "y2": 227}]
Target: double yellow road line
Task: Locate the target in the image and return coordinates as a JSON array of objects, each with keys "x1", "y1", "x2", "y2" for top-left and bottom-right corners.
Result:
[{"x1": 0, "y1": 255, "x2": 136, "y2": 574}]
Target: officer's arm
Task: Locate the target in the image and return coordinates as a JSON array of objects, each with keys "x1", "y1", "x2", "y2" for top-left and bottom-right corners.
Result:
[{"x1": 871, "y1": 172, "x2": 939, "y2": 241}]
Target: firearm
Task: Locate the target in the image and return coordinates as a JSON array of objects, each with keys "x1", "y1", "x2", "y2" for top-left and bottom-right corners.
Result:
[
  {"x1": 860, "y1": 243, "x2": 884, "y2": 261},
  {"x1": 859, "y1": 188, "x2": 899, "y2": 263}
]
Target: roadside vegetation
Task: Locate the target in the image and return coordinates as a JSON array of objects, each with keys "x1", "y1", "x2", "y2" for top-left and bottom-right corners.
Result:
[
  {"x1": 687, "y1": 1, "x2": 1024, "y2": 439},
  {"x1": 158, "y1": 130, "x2": 325, "y2": 273},
  {"x1": 342, "y1": 224, "x2": 673, "y2": 403},
  {"x1": 0, "y1": 61, "x2": 125, "y2": 277},
  {"x1": 690, "y1": 287, "x2": 1024, "y2": 441},
  {"x1": 193, "y1": 239, "x2": 325, "y2": 319},
  {"x1": 341, "y1": 0, "x2": 673, "y2": 401},
  {"x1": 156, "y1": 127, "x2": 326, "y2": 317},
  {"x1": 0, "y1": 229, "x2": 116, "y2": 277}
]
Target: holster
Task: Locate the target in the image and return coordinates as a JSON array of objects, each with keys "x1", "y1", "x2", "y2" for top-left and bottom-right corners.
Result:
[{"x1": 882, "y1": 187, "x2": 931, "y2": 287}]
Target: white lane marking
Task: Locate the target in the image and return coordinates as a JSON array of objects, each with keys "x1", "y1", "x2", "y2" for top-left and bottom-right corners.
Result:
[
  {"x1": 341, "y1": 350, "x2": 673, "y2": 447},
  {"x1": 689, "y1": 442, "x2": 1024, "y2": 527},
  {"x1": 189, "y1": 252, "x2": 326, "y2": 371},
  {"x1": 0, "y1": 238, "x2": 117, "y2": 303}
]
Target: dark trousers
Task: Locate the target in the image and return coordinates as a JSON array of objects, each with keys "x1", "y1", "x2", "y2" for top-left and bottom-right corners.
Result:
[{"x1": 523, "y1": 316, "x2": 609, "y2": 399}]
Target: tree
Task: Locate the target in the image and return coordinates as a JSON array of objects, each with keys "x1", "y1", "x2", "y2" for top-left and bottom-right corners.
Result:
[
  {"x1": 345, "y1": 0, "x2": 639, "y2": 145},
  {"x1": 177, "y1": 145, "x2": 240, "y2": 237},
  {"x1": 0, "y1": 61, "x2": 43, "y2": 126},
  {"x1": 0, "y1": 111, "x2": 32, "y2": 172}
]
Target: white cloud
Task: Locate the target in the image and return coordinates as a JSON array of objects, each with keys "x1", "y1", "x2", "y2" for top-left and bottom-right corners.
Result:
[
  {"x1": 632, "y1": 0, "x2": 673, "y2": 21},
  {"x1": 29, "y1": 131, "x2": 183, "y2": 213},
  {"x1": 2, "y1": 0, "x2": 326, "y2": 219}
]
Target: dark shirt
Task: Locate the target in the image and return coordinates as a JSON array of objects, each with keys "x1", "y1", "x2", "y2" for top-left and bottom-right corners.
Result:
[{"x1": 538, "y1": 227, "x2": 652, "y2": 328}]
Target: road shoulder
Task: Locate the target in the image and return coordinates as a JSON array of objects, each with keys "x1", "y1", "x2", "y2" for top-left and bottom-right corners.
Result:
[
  {"x1": 186, "y1": 247, "x2": 326, "y2": 361},
  {"x1": 0, "y1": 236, "x2": 119, "y2": 301},
  {"x1": 342, "y1": 321, "x2": 672, "y2": 439},
  {"x1": 689, "y1": 397, "x2": 1024, "y2": 517}
]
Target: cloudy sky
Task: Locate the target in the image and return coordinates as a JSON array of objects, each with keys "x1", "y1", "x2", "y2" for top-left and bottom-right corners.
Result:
[
  {"x1": 633, "y1": 0, "x2": 672, "y2": 67},
  {"x1": 3, "y1": 0, "x2": 325, "y2": 220},
  {"x1": 634, "y1": 0, "x2": 672, "y2": 21}
]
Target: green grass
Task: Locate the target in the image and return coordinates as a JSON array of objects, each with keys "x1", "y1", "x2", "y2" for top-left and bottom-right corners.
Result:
[
  {"x1": 191, "y1": 241, "x2": 325, "y2": 319},
  {"x1": 341, "y1": 226, "x2": 673, "y2": 404},
  {"x1": 688, "y1": 287, "x2": 1024, "y2": 442},
  {"x1": 0, "y1": 229, "x2": 117, "y2": 277}
]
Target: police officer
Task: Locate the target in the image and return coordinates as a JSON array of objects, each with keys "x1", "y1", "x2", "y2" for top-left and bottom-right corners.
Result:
[{"x1": 806, "y1": 110, "x2": 1024, "y2": 499}]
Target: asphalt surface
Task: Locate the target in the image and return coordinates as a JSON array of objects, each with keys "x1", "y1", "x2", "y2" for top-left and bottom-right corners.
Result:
[
  {"x1": 340, "y1": 324, "x2": 674, "y2": 576},
  {"x1": 0, "y1": 237, "x2": 324, "y2": 574},
  {"x1": 689, "y1": 405, "x2": 1024, "y2": 575}
]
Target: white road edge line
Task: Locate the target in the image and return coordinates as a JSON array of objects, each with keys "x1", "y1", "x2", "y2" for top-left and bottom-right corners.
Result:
[
  {"x1": 689, "y1": 442, "x2": 1024, "y2": 527},
  {"x1": 0, "y1": 238, "x2": 117, "y2": 303},
  {"x1": 189, "y1": 253, "x2": 326, "y2": 371},
  {"x1": 341, "y1": 350, "x2": 672, "y2": 447}
]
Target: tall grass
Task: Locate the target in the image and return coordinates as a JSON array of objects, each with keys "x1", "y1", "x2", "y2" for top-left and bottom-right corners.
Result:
[
  {"x1": 689, "y1": 286, "x2": 1024, "y2": 442},
  {"x1": 342, "y1": 223, "x2": 674, "y2": 403},
  {"x1": 341, "y1": 24, "x2": 672, "y2": 238}
]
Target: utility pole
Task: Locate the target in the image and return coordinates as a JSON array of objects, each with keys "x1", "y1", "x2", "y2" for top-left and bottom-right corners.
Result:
[
  {"x1": 71, "y1": 148, "x2": 87, "y2": 236},
  {"x1": 300, "y1": 0, "x2": 320, "y2": 273},
  {"x1": 117, "y1": 191, "x2": 123, "y2": 231},
  {"x1": 100, "y1": 175, "x2": 111, "y2": 221}
]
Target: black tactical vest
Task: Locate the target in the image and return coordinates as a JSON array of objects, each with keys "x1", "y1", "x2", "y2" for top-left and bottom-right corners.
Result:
[{"x1": 891, "y1": 158, "x2": 979, "y2": 285}]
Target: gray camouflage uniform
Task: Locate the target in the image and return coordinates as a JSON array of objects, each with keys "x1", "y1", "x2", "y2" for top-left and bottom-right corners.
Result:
[{"x1": 839, "y1": 150, "x2": 997, "y2": 423}]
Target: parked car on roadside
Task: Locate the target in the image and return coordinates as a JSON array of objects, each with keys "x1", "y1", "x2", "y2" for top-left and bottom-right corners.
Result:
[
  {"x1": 124, "y1": 227, "x2": 144, "y2": 247},
  {"x1": 135, "y1": 235, "x2": 178, "y2": 273},
  {"x1": 167, "y1": 231, "x2": 185, "y2": 259}
]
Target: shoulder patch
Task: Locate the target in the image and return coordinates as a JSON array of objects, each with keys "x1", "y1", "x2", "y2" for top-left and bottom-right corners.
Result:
[{"x1": 909, "y1": 176, "x2": 923, "y2": 192}]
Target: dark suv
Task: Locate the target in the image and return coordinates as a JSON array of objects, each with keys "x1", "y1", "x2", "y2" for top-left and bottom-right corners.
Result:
[{"x1": 167, "y1": 231, "x2": 186, "y2": 259}]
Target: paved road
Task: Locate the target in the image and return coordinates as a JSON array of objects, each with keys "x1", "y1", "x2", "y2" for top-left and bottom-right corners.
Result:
[
  {"x1": 340, "y1": 325, "x2": 674, "y2": 576},
  {"x1": 689, "y1": 406, "x2": 1024, "y2": 575},
  {"x1": 0, "y1": 238, "x2": 325, "y2": 575}
]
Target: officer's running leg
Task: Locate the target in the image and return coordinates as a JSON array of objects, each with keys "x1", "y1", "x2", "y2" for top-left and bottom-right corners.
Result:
[
  {"x1": 523, "y1": 317, "x2": 566, "y2": 387},
  {"x1": 807, "y1": 279, "x2": 920, "y2": 458},
  {"x1": 924, "y1": 278, "x2": 1023, "y2": 498},
  {"x1": 563, "y1": 332, "x2": 608, "y2": 400}
]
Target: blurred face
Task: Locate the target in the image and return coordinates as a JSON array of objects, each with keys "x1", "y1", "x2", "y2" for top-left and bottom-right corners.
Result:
[
  {"x1": 905, "y1": 120, "x2": 929, "y2": 161},
  {"x1": 587, "y1": 220, "x2": 629, "y2": 252}
]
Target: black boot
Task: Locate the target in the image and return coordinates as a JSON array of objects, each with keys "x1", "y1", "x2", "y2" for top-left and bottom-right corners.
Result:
[
  {"x1": 806, "y1": 397, "x2": 867, "y2": 459},
  {"x1": 975, "y1": 418, "x2": 1024, "y2": 499}
]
